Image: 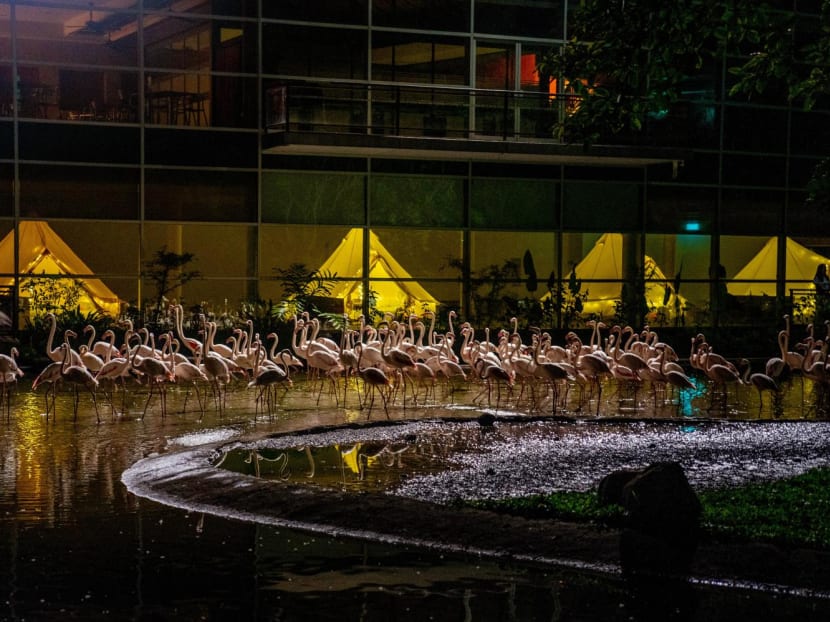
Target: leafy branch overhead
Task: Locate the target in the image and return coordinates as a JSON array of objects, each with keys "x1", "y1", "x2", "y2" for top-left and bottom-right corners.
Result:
[{"x1": 539, "y1": 0, "x2": 826, "y2": 145}]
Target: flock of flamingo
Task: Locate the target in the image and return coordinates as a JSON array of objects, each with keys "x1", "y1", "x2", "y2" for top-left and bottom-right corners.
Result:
[{"x1": 0, "y1": 306, "x2": 825, "y2": 423}]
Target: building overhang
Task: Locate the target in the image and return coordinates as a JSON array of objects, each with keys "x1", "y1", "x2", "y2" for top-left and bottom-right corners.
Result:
[{"x1": 262, "y1": 131, "x2": 688, "y2": 169}]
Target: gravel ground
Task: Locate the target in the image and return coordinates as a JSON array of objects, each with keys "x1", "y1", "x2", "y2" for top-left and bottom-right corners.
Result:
[{"x1": 242, "y1": 418, "x2": 830, "y2": 502}]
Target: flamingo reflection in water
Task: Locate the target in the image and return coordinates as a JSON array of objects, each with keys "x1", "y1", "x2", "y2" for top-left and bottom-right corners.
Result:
[{"x1": 340, "y1": 442, "x2": 411, "y2": 482}]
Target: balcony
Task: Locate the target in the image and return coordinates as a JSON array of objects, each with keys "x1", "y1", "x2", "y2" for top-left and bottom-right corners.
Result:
[{"x1": 262, "y1": 82, "x2": 686, "y2": 168}]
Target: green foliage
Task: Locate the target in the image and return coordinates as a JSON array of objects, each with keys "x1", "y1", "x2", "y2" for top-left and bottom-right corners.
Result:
[
  {"x1": 542, "y1": 0, "x2": 830, "y2": 208},
  {"x1": 542, "y1": 268, "x2": 590, "y2": 329},
  {"x1": 699, "y1": 468, "x2": 830, "y2": 548},
  {"x1": 541, "y1": 0, "x2": 775, "y2": 145},
  {"x1": 728, "y1": 0, "x2": 830, "y2": 111},
  {"x1": 142, "y1": 246, "x2": 201, "y2": 321},
  {"x1": 22, "y1": 275, "x2": 83, "y2": 318},
  {"x1": 447, "y1": 257, "x2": 536, "y2": 328},
  {"x1": 465, "y1": 491, "x2": 625, "y2": 524},
  {"x1": 463, "y1": 467, "x2": 830, "y2": 549},
  {"x1": 272, "y1": 263, "x2": 337, "y2": 321}
]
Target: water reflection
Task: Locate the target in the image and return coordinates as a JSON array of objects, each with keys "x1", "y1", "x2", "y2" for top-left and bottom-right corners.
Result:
[{"x1": 2, "y1": 378, "x2": 830, "y2": 620}]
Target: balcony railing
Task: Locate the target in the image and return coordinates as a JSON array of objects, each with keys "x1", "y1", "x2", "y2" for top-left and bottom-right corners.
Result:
[{"x1": 265, "y1": 82, "x2": 574, "y2": 141}]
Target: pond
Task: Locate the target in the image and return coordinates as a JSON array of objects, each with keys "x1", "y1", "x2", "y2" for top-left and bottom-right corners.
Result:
[{"x1": 2, "y1": 373, "x2": 830, "y2": 620}]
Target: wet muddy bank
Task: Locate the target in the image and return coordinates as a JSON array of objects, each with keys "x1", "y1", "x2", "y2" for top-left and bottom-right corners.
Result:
[{"x1": 123, "y1": 416, "x2": 830, "y2": 597}]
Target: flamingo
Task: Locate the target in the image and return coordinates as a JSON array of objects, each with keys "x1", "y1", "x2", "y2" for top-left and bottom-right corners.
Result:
[
  {"x1": 354, "y1": 343, "x2": 391, "y2": 419},
  {"x1": 130, "y1": 334, "x2": 173, "y2": 418},
  {"x1": 739, "y1": 358, "x2": 779, "y2": 417},
  {"x1": 0, "y1": 347, "x2": 23, "y2": 417},
  {"x1": 84, "y1": 324, "x2": 119, "y2": 360},
  {"x1": 173, "y1": 304, "x2": 203, "y2": 359},
  {"x1": 704, "y1": 345, "x2": 742, "y2": 412},
  {"x1": 32, "y1": 360, "x2": 63, "y2": 420},
  {"x1": 198, "y1": 332, "x2": 231, "y2": 413},
  {"x1": 166, "y1": 334, "x2": 208, "y2": 417},
  {"x1": 247, "y1": 343, "x2": 291, "y2": 417},
  {"x1": 59, "y1": 342, "x2": 100, "y2": 423},
  {"x1": 94, "y1": 343, "x2": 133, "y2": 418}
]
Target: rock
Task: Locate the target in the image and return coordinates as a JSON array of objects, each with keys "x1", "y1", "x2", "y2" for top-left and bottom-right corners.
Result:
[
  {"x1": 621, "y1": 461, "x2": 701, "y2": 534},
  {"x1": 603, "y1": 462, "x2": 702, "y2": 577},
  {"x1": 597, "y1": 468, "x2": 641, "y2": 506},
  {"x1": 477, "y1": 413, "x2": 496, "y2": 427}
]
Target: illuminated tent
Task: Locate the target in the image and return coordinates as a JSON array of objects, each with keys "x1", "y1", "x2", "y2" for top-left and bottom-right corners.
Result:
[
  {"x1": 0, "y1": 220, "x2": 121, "y2": 317},
  {"x1": 556, "y1": 232, "x2": 686, "y2": 319},
  {"x1": 318, "y1": 229, "x2": 439, "y2": 317},
  {"x1": 727, "y1": 237, "x2": 830, "y2": 297}
]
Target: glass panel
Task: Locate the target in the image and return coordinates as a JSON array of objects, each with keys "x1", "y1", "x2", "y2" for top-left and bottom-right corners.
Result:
[
  {"x1": 145, "y1": 72, "x2": 212, "y2": 126},
  {"x1": 0, "y1": 9, "x2": 8, "y2": 61},
  {"x1": 0, "y1": 220, "x2": 12, "y2": 277},
  {"x1": 721, "y1": 235, "x2": 777, "y2": 297},
  {"x1": 143, "y1": 13, "x2": 213, "y2": 125},
  {"x1": 262, "y1": 172, "x2": 365, "y2": 225},
  {"x1": 789, "y1": 191, "x2": 824, "y2": 236},
  {"x1": 469, "y1": 230, "x2": 556, "y2": 296},
  {"x1": 140, "y1": 275, "x2": 253, "y2": 316},
  {"x1": 471, "y1": 176, "x2": 557, "y2": 229},
  {"x1": 19, "y1": 164, "x2": 140, "y2": 219},
  {"x1": 94, "y1": 276, "x2": 136, "y2": 313},
  {"x1": 370, "y1": 176, "x2": 464, "y2": 227},
  {"x1": 722, "y1": 154, "x2": 786, "y2": 187},
  {"x1": 790, "y1": 157, "x2": 822, "y2": 189},
  {"x1": 561, "y1": 231, "x2": 643, "y2": 326},
  {"x1": 263, "y1": 0, "x2": 368, "y2": 24},
  {"x1": 370, "y1": 84, "x2": 469, "y2": 138},
  {"x1": 213, "y1": 20, "x2": 258, "y2": 74},
  {"x1": 517, "y1": 45, "x2": 558, "y2": 138},
  {"x1": 373, "y1": 0, "x2": 469, "y2": 31},
  {"x1": 476, "y1": 42, "x2": 514, "y2": 90},
  {"x1": 142, "y1": 224, "x2": 257, "y2": 310},
  {"x1": 49, "y1": 221, "x2": 140, "y2": 278},
  {"x1": 0, "y1": 121, "x2": 10, "y2": 159},
  {"x1": 723, "y1": 105, "x2": 788, "y2": 153},
  {"x1": 144, "y1": 15, "x2": 210, "y2": 71},
  {"x1": 791, "y1": 109, "x2": 830, "y2": 157},
  {"x1": 475, "y1": 42, "x2": 515, "y2": 135},
  {"x1": 19, "y1": 122, "x2": 140, "y2": 163},
  {"x1": 562, "y1": 182, "x2": 641, "y2": 231},
  {"x1": 0, "y1": 164, "x2": 12, "y2": 218},
  {"x1": 0, "y1": 63, "x2": 11, "y2": 118},
  {"x1": 262, "y1": 24, "x2": 368, "y2": 80},
  {"x1": 9, "y1": 219, "x2": 136, "y2": 320},
  {"x1": 208, "y1": 0, "x2": 259, "y2": 18},
  {"x1": 646, "y1": 185, "x2": 716, "y2": 233},
  {"x1": 372, "y1": 32, "x2": 468, "y2": 85},
  {"x1": 372, "y1": 228, "x2": 462, "y2": 280},
  {"x1": 13, "y1": 64, "x2": 139, "y2": 122},
  {"x1": 720, "y1": 189, "x2": 783, "y2": 235},
  {"x1": 365, "y1": 228, "x2": 456, "y2": 319},
  {"x1": 259, "y1": 224, "x2": 361, "y2": 300},
  {"x1": 13, "y1": 4, "x2": 139, "y2": 67},
  {"x1": 145, "y1": 169, "x2": 257, "y2": 222},
  {"x1": 645, "y1": 234, "x2": 711, "y2": 326},
  {"x1": 475, "y1": 0, "x2": 565, "y2": 38},
  {"x1": 144, "y1": 128, "x2": 258, "y2": 166}
]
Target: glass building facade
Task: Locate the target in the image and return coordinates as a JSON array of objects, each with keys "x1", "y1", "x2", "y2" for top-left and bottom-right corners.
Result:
[{"x1": 0, "y1": 0, "x2": 827, "y2": 329}]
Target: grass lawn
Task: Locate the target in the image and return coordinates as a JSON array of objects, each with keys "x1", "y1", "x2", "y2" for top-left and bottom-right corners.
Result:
[{"x1": 463, "y1": 467, "x2": 830, "y2": 549}]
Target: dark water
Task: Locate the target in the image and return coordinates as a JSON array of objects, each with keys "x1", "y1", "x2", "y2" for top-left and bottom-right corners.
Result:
[{"x1": 2, "y1": 377, "x2": 830, "y2": 621}]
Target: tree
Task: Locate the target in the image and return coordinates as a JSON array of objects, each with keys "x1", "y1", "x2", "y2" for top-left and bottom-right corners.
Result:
[
  {"x1": 540, "y1": 1, "x2": 827, "y2": 143},
  {"x1": 541, "y1": 0, "x2": 830, "y2": 199},
  {"x1": 142, "y1": 246, "x2": 201, "y2": 317}
]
